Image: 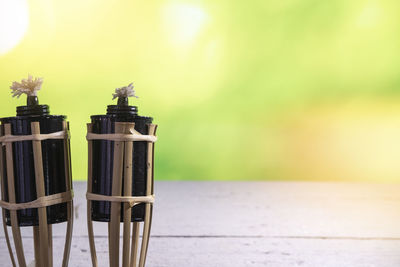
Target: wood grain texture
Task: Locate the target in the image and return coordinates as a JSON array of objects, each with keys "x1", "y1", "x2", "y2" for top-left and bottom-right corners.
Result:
[
  {"x1": 1, "y1": 236, "x2": 399, "y2": 267},
  {"x1": 1, "y1": 181, "x2": 400, "y2": 266}
]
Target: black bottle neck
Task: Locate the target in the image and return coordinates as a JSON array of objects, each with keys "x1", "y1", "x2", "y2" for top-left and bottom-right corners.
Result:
[
  {"x1": 106, "y1": 105, "x2": 138, "y2": 116},
  {"x1": 16, "y1": 105, "x2": 49, "y2": 116}
]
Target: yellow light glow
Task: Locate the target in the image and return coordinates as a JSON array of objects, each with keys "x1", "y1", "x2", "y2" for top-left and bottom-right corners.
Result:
[
  {"x1": 0, "y1": 0, "x2": 29, "y2": 55},
  {"x1": 356, "y1": 1, "x2": 382, "y2": 28},
  {"x1": 162, "y1": 3, "x2": 208, "y2": 46}
]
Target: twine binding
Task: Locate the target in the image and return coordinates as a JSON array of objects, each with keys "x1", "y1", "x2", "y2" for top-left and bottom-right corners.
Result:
[
  {"x1": 0, "y1": 190, "x2": 73, "y2": 211},
  {"x1": 0, "y1": 130, "x2": 68, "y2": 144},
  {"x1": 86, "y1": 127, "x2": 157, "y2": 142},
  {"x1": 86, "y1": 192, "x2": 154, "y2": 208}
]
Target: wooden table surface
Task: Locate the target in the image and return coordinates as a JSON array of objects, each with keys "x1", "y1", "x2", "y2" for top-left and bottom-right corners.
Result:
[{"x1": 1, "y1": 181, "x2": 400, "y2": 266}]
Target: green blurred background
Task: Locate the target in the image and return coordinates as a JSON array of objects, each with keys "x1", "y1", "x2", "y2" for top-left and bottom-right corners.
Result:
[{"x1": 1, "y1": 0, "x2": 400, "y2": 181}]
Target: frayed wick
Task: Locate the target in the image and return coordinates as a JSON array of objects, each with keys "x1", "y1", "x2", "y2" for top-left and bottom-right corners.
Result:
[
  {"x1": 112, "y1": 83, "x2": 139, "y2": 100},
  {"x1": 10, "y1": 75, "x2": 43, "y2": 98}
]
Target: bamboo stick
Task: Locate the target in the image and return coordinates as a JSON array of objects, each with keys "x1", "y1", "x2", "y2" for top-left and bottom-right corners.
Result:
[
  {"x1": 31, "y1": 122, "x2": 50, "y2": 267},
  {"x1": 33, "y1": 226, "x2": 42, "y2": 267},
  {"x1": 139, "y1": 124, "x2": 157, "y2": 267},
  {"x1": 130, "y1": 222, "x2": 140, "y2": 267},
  {"x1": 4, "y1": 123, "x2": 27, "y2": 267},
  {"x1": 62, "y1": 121, "x2": 73, "y2": 267},
  {"x1": 2, "y1": 209, "x2": 16, "y2": 267},
  {"x1": 0, "y1": 124, "x2": 17, "y2": 267},
  {"x1": 123, "y1": 123, "x2": 134, "y2": 267},
  {"x1": 87, "y1": 123, "x2": 98, "y2": 267},
  {"x1": 48, "y1": 224, "x2": 53, "y2": 266},
  {"x1": 109, "y1": 122, "x2": 125, "y2": 267}
]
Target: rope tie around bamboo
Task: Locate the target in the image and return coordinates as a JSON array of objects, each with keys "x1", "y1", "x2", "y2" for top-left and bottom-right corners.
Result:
[
  {"x1": 0, "y1": 129, "x2": 69, "y2": 144},
  {"x1": 86, "y1": 127, "x2": 157, "y2": 142},
  {"x1": 86, "y1": 192, "x2": 154, "y2": 208},
  {"x1": 0, "y1": 190, "x2": 73, "y2": 210}
]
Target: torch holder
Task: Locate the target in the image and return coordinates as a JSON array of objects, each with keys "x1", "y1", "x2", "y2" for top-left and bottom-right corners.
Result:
[
  {"x1": 86, "y1": 122, "x2": 157, "y2": 267},
  {"x1": 0, "y1": 120, "x2": 73, "y2": 267}
]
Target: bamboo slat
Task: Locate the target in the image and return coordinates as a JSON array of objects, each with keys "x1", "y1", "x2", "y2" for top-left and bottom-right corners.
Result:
[
  {"x1": 130, "y1": 222, "x2": 140, "y2": 267},
  {"x1": 123, "y1": 123, "x2": 134, "y2": 267},
  {"x1": 62, "y1": 121, "x2": 73, "y2": 267},
  {"x1": 5, "y1": 123, "x2": 27, "y2": 267},
  {"x1": 139, "y1": 124, "x2": 157, "y2": 267},
  {"x1": 48, "y1": 224, "x2": 53, "y2": 265},
  {"x1": 86, "y1": 123, "x2": 98, "y2": 267},
  {"x1": 33, "y1": 226, "x2": 42, "y2": 267},
  {"x1": 0, "y1": 124, "x2": 16, "y2": 267},
  {"x1": 109, "y1": 122, "x2": 125, "y2": 267},
  {"x1": 31, "y1": 122, "x2": 50, "y2": 267}
]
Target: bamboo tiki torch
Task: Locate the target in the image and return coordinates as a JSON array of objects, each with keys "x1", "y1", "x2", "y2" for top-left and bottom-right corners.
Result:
[
  {"x1": 0, "y1": 75, "x2": 74, "y2": 267},
  {"x1": 86, "y1": 83, "x2": 157, "y2": 267}
]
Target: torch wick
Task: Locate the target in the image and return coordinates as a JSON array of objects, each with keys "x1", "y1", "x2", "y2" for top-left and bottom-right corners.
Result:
[
  {"x1": 27, "y1": 95, "x2": 39, "y2": 106},
  {"x1": 117, "y1": 96, "x2": 129, "y2": 106}
]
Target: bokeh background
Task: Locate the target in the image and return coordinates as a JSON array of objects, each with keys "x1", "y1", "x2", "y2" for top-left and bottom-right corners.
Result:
[{"x1": 0, "y1": 0, "x2": 399, "y2": 181}]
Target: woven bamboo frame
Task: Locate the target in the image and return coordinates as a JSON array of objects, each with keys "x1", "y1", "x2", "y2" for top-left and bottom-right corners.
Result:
[
  {"x1": 86, "y1": 122, "x2": 157, "y2": 267},
  {"x1": 0, "y1": 121, "x2": 74, "y2": 267}
]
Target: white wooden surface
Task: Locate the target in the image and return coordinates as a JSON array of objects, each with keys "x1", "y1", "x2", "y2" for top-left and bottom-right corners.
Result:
[{"x1": 1, "y1": 181, "x2": 400, "y2": 266}]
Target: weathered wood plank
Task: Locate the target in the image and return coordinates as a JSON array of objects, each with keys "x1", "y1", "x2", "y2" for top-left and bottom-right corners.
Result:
[
  {"x1": 1, "y1": 181, "x2": 400, "y2": 266},
  {"x1": 2, "y1": 181, "x2": 400, "y2": 238},
  {"x1": 1, "y1": 236, "x2": 400, "y2": 267}
]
